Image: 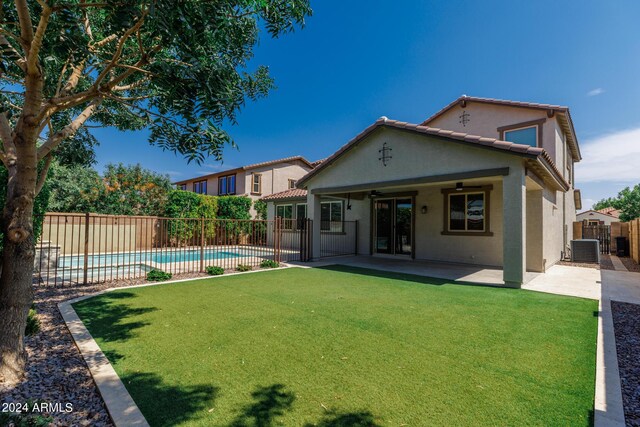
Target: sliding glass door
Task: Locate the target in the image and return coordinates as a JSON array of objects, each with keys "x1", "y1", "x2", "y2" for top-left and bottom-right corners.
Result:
[{"x1": 374, "y1": 198, "x2": 413, "y2": 256}]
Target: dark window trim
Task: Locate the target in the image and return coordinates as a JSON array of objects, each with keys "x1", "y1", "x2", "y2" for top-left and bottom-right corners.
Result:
[
  {"x1": 193, "y1": 179, "x2": 207, "y2": 194},
  {"x1": 441, "y1": 185, "x2": 493, "y2": 236},
  {"x1": 218, "y1": 173, "x2": 237, "y2": 195},
  {"x1": 288, "y1": 179, "x2": 297, "y2": 189},
  {"x1": 497, "y1": 118, "x2": 546, "y2": 148}
]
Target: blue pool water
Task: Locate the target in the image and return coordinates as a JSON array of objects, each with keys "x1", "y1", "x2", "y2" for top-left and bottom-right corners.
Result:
[{"x1": 58, "y1": 248, "x2": 270, "y2": 268}]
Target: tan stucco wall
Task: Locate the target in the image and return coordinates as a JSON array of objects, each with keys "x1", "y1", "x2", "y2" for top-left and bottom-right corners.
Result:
[
  {"x1": 426, "y1": 102, "x2": 565, "y2": 166},
  {"x1": 542, "y1": 188, "x2": 564, "y2": 267},
  {"x1": 302, "y1": 128, "x2": 529, "y2": 268},
  {"x1": 413, "y1": 180, "x2": 504, "y2": 266},
  {"x1": 526, "y1": 190, "x2": 544, "y2": 271},
  {"x1": 304, "y1": 128, "x2": 525, "y2": 191}
]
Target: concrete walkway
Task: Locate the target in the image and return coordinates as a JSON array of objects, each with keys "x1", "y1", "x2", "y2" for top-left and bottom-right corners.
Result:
[{"x1": 609, "y1": 255, "x2": 629, "y2": 272}]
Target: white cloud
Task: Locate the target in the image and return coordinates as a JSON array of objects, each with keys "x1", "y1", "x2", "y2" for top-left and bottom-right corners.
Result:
[
  {"x1": 580, "y1": 198, "x2": 596, "y2": 211},
  {"x1": 587, "y1": 88, "x2": 605, "y2": 97},
  {"x1": 165, "y1": 170, "x2": 183, "y2": 177},
  {"x1": 575, "y1": 127, "x2": 640, "y2": 183}
]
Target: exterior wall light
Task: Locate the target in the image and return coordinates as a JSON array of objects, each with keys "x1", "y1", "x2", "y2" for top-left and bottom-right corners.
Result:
[{"x1": 421, "y1": 206, "x2": 428, "y2": 214}]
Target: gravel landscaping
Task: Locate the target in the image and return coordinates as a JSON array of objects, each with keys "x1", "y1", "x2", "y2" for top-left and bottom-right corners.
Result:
[
  {"x1": 612, "y1": 301, "x2": 640, "y2": 426},
  {"x1": 0, "y1": 272, "x2": 207, "y2": 426},
  {"x1": 620, "y1": 257, "x2": 640, "y2": 273},
  {"x1": 557, "y1": 260, "x2": 600, "y2": 269}
]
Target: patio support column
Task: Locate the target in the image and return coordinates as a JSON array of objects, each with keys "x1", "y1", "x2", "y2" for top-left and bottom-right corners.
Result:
[
  {"x1": 502, "y1": 170, "x2": 527, "y2": 287},
  {"x1": 307, "y1": 192, "x2": 322, "y2": 260}
]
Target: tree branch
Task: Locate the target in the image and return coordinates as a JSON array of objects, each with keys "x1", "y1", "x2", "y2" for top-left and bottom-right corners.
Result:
[
  {"x1": 93, "y1": 10, "x2": 148, "y2": 89},
  {"x1": 14, "y1": 0, "x2": 35, "y2": 53},
  {"x1": 37, "y1": 99, "x2": 101, "y2": 161},
  {"x1": 0, "y1": 112, "x2": 17, "y2": 168},
  {"x1": 0, "y1": 34, "x2": 27, "y2": 71},
  {"x1": 34, "y1": 153, "x2": 53, "y2": 196},
  {"x1": 26, "y1": 2, "x2": 53, "y2": 74}
]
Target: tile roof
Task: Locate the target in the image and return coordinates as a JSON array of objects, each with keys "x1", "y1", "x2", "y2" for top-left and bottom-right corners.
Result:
[
  {"x1": 174, "y1": 156, "x2": 313, "y2": 185},
  {"x1": 596, "y1": 207, "x2": 620, "y2": 217},
  {"x1": 297, "y1": 117, "x2": 570, "y2": 191},
  {"x1": 420, "y1": 95, "x2": 581, "y2": 161},
  {"x1": 261, "y1": 188, "x2": 307, "y2": 201},
  {"x1": 243, "y1": 156, "x2": 313, "y2": 170}
]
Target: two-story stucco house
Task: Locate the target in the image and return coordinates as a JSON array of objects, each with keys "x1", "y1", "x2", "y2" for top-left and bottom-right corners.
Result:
[
  {"x1": 174, "y1": 156, "x2": 317, "y2": 217},
  {"x1": 264, "y1": 96, "x2": 583, "y2": 287}
]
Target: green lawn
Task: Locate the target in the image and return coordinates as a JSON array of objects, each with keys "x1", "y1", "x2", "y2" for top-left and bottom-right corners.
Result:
[{"x1": 74, "y1": 266, "x2": 598, "y2": 426}]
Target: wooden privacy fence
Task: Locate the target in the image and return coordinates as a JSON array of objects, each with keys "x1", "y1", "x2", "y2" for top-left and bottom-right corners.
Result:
[
  {"x1": 34, "y1": 213, "x2": 314, "y2": 286},
  {"x1": 629, "y1": 218, "x2": 640, "y2": 264}
]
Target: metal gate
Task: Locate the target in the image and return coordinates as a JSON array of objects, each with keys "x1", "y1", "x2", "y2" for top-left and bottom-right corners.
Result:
[{"x1": 582, "y1": 224, "x2": 611, "y2": 254}]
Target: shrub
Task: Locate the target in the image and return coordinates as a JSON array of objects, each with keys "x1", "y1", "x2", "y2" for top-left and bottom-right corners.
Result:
[
  {"x1": 236, "y1": 264, "x2": 252, "y2": 272},
  {"x1": 260, "y1": 259, "x2": 280, "y2": 269},
  {"x1": 147, "y1": 269, "x2": 172, "y2": 282},
  {"x1": 217, "y1": 196, "x2": 251, "y2": 220},
  {"x1": 205, "y1": 266, "x2": 225, "y2": 275},
  {"x1": 25, "y1": 307, "x2": 40, "y2": 336},
  {"x1": 253, "y1": 199, "x2": 267, "y2": 220},
  {"x1": 165, "y1": 190, "x2": 218, "y2": 243}
]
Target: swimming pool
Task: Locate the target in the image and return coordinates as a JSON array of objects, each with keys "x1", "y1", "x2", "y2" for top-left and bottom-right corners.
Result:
[{"x1": 58, "y1": 247, "x2": 273, "y2": 268}]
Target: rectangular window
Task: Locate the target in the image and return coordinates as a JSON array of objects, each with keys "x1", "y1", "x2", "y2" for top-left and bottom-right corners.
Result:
[
  {"x1": 504, "y1": 126, "x2": 537, "y2": 147},
  {"x1": 276, "y1": 204, "x2": 293, "y2": 230},
  {"x1": 288, "y1": 179, "x2": 296, "y2": 189},
  {"x1": 321, "y1": 201, "x2": 343, "y2": 232},
  {"x1": 193, "y1": 180, "x2": 207, "y2": 194},
  {"x1": 218, "y1": 174, "x2": 236, "y2": 195},
  {"x1": 296, "y1": 203, "x2": 307, "y2": 220},
  {"x1": 178, "y1": 184, "x2": 187, "y2": 190},
  {"x1": 252, "y1": 173, "x2": 262, "y2": 194},
  {"x1": 448, "y1": 192, "x2": 485, "y2": 232}
]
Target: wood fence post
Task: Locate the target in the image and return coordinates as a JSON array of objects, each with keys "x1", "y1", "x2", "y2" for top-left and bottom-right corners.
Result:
[{"x1": 83, "y1": 212, "x2": 90, "y2": 285}]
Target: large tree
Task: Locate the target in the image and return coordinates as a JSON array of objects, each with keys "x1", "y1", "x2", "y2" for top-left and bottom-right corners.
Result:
[
  {"x1": 593, "y1": 183, "x2": 640, "y2": 222},
  {"x1": 0, "y1": 0, "x2": 311, "y2": 383}
]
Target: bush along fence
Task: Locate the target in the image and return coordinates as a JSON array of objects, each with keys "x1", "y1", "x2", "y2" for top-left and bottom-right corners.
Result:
[{"x1": 33, "y1": 213, "x2": 318, "y2": 286}]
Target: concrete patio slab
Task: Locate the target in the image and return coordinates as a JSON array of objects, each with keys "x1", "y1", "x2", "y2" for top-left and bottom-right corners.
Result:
[{"x1": 295, "y1": 255, "x2": 540, "y2": 286}]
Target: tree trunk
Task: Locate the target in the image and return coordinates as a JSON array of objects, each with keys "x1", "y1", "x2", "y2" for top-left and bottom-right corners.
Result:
[
  {"x1": 0, "y1": 163, "x2": 38, "y2": 384},
  {"x1": 0, "y1": 120, "x2": 40, "y2": 385},
  {"x1": 0, "y1": 231, "x2": 35, "y2": 384}
]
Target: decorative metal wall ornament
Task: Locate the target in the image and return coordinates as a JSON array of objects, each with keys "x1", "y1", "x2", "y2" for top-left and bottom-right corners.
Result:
[
  {"x1": 459, "y1": 110, "x2": 470, "y2": 127},
  {"x1": 378, "y1": 142, "x2": 393, "y2": 166}
]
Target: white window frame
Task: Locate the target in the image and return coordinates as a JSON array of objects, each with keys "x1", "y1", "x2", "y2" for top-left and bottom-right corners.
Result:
[{"x1": 251, "y1": 173, "x2": 262, "y2": 195}]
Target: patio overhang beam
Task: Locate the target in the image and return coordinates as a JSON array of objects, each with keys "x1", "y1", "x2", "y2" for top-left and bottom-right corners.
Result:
[{"x1": 310, "y1": 167, "x2": 510, "y2": 195}]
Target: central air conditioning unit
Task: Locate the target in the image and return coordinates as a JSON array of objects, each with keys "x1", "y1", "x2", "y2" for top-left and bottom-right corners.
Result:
[{"x1": 571, "y1": 239, "x2": 600, "y2": 263}]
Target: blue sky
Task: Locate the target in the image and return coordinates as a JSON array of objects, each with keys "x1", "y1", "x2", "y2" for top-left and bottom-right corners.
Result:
[{"x1": 93, "y1": 0, "x2": 640, "y2": 209}]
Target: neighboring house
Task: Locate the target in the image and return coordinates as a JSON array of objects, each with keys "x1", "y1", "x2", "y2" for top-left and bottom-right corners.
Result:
[
  {"x1": 577, "y1": 207, "x2": 620, "y2": 225},
  {"x1": 174, "y1": 156, "x2": 315, "y2": 217},
  {"x1": 265, "y1": 96, "x2": 583, "y2": 287}
]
